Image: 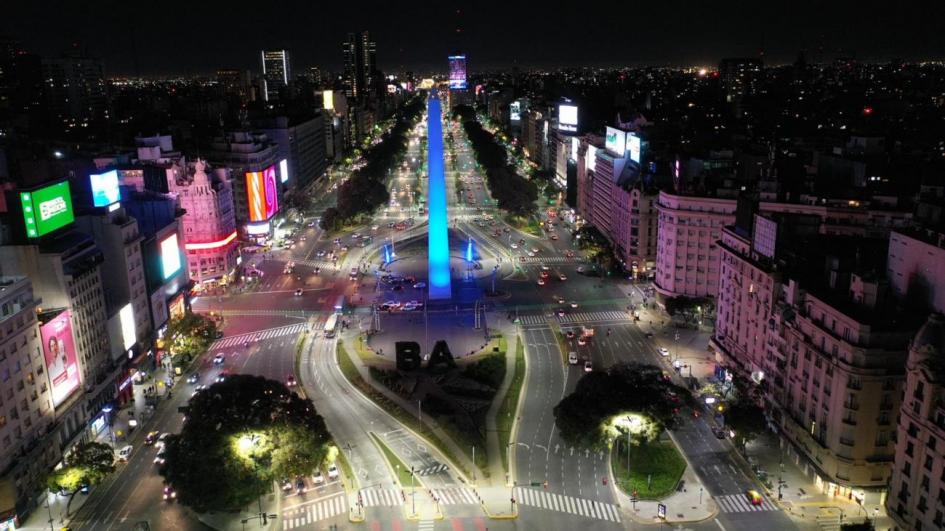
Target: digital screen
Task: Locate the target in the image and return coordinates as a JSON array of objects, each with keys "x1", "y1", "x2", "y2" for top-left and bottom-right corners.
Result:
[
  {"x1": 448, "y1": 55, "x2": 467, "y2": 90},
  {"x1": 279, "y1": 159, "x2": 289, "y2": 184},
  {"x1": 570, "y1": 137, "x2": 579, "y2": 161},
  {"x1": 264, "y1": 166, "x2": 278, "y2": 218},
  {"x1": 605, "y1": 126, "x2": 627, "y2": 157},
  {"x1": 168, "y1": 293, "x2": 186, "y2": 319},
  {"x1": 559, "y1": 104, "x2": 578, "y2": 132},
  {"x1": 20, "y1": 181, "x2": 75, "y2": 238},
  {"x1": 246, "y1": 166, "x2": 278, "y2": 222},
  {"x1": 586, "y1": 145, "x2": 598, "y2": 172},
  {"x1": 323, "y1": 90, "x2": 334, "y2": 111},
  {"x1": 160, "y1": 233, "x2": 182, "y2": 280},
  {"x1": 41, "y1": 311, "x2": 80, "y2": 407},
  {"x1": 119, "y1": 303, "x2": 136, "y2": 351},
  {"x1": 90, "y1": 170, "x2": 121, "y2": 207},
  {"x1": 246, "y1": 222, "x2": 270, "y2": 235},
  {"x1": 510, "y1": 101, "x2": 521, "y2": 122},
  {"x1": 627, "y1": 134, "x2": 642, "y2": 163}
]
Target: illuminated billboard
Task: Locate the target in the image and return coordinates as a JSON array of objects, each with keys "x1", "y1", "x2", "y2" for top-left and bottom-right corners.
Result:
[
  {"x1": 90, "y1": 170, "x2": 121, "y2": 207},
  {"x1": 279, "y1": 159, "x2": 289, "y2": 183},
  {"x1": 245, "y1": 222, "x2": 270, "y2": 235},
  {"x1": 119, "y1": 303, "x2": 136, "y2": 351},
  {"x1": 323, "y1": 90, "x2": 334, "y2": 111},
  {"x1": 627, "y1": 134, "x2": 642, "y2": 163},
  {"x1": 559, "y1": 104, "x2": 578, "y2": 133},
  {"x1": 605, "y1": 126, "x2": 627, "y2": 157},
  {"x1": 448, "y1": 55, "x2": 467, "y2": 90},
  {"x1": 510, "y1": 101, "x2": 521, "y2": 122},
  {"x1": 587, "y1": 145, "x2": 598, "y2": 172},
  {"x1": 41, "y1": 311, "x2": 80, "y2": 407},
  {"x1": 160, "y1": 233, "x2": 182, "y2": 280},
  {"x1": 20, "y1": 181, "x2": 75, "y2": 238},
  {"x1": 246, "y1": 165, "x2": 279, "y2": 222}
]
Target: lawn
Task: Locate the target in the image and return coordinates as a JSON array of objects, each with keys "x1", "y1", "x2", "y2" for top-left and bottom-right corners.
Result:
[
  {"x1": 497, "y1": 336, "x2": 526, "y2": 473},
  {"x1": 369, "y1": 433, "x2": 417, "y2": 487},
  {"x1": 611, "y1": 437, "x2": 686, "y2": 500}
]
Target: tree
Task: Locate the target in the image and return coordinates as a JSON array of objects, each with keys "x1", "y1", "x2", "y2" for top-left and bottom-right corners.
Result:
[
  {"x1": 160, "y1": 374, "x2": 332, "y2": 512},
  {"x1": 724, "y1": 399, "x2": 767, "y2": 449},
  {"x1": 47, "y1": 441, "x2": 116, "y2": 514},
  {"x1": 163, "y1": 311, "x2": 217, "y2": 364}
]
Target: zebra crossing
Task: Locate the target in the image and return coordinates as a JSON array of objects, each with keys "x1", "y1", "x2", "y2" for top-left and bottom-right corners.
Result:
[
  {"x1": 282, "y1": 493, "x2": 346, "y2": 529},
  {"x1": 293, "y1": 259, "x2": 338, "y2": 270},
  {"x1": 209, "y1": 323, "x2": 310, "y2": 350},
  {"x1": 517, "y1": 314, "x2": 549, "y2": 326},
  {"x1": 519, "y1": 256, "x2": 578, "y2": 264},
  {"x1": 516, "y1": 310, "x2": 632, "y2": 327},
  {"x1": 417, "y1": 521, "x2": 435, "y2": 531},
  {"x1": 715, "y1": 493, "x2": 778, "y2": 513},
  {"x1": 361, "y1": 487, "x2": 403, "y2": 507},
  {"x1": 416, "y1": 463, "x2": 448, "y2": 476},
  {"x1": 513, "y1": 487, "x2": 621, "y2": 522},
  {"x1": 430, "y1": 487, "x2": 478, "y2": 505}
]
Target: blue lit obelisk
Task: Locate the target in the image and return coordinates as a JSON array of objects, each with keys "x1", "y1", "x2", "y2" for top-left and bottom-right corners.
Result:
[{"x1": 427, "y1": 91, "x2": 452, "y2": 299}]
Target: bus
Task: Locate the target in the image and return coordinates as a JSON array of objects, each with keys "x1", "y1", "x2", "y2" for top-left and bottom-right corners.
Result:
[{"x1": 323, "y1": 314, "x2": 339, "y2": 338}]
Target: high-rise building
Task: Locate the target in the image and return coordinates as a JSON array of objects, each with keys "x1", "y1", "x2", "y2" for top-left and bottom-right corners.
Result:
[
  {"x1": 217, "y1": 69, "x2": 251, "y2": 100},
  {"x1": 258, "y1": 114, "x2": 328, "y2": 190},
  {"x1": 42, "y1": 47, "x2": 108, "y2": 138},
  {"x1": 343, "y1": 31, "x2": 376, "y2": 101},
  {"x1": 260, "y1": 49, "x2": 290, "y2": 102},
  {"x1": 207, "y1": 132, "x2": 279, "y2": 236},
  {"x1": 718, "y1": 57, "x2": 763, "y2": 110}
]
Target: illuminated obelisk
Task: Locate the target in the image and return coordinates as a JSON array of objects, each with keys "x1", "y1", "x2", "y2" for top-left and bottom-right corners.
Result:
[{"x1": 427, "y1": 91, "x2": 452, "y2": 299}]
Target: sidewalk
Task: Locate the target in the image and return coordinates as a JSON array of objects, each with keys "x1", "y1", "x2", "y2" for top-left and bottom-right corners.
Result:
[{"x1": 484, "y1": 329, "x2": 518, "y2": 489}]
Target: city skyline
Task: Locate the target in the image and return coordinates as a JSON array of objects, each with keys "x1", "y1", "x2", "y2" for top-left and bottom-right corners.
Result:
[{"x1": 3, "y1": 1, "x2": 944, "y2": 75}]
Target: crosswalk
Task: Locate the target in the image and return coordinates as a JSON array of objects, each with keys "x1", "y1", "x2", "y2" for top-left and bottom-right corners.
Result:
[
  {"x1": 282, "y1": 493, "x2": 346, "y2": 529},
  {"x1": 293, "y1": 259, "x2": 339, "y2": 270},
  {"x1": 516, "y1": 310, "x2": 632, "y2": 327},
  {"x1": 430, "y1": 487, "x2": 478, "y2": 505},
  {"x1": 513, "y1": 487, "x2": 621, "y2": 522},
  {"x1": 417, "y1": 521, "x2": 435, "y2": 531},
  {"x1": 416, "y1": 463, "x2": 449, "y2": 476},
  {"x1": 716, "y1": 493, "x2": 778, "y2": 513},
  {"x1": 518, "y1": 256, "x2": 578, "y2": 264},
  {"x1": 361, "y1": 487, "x2": 403, "y2": 507},
  {"x1": 210, "y1": 323, "x2": 311, "y2": 350}
]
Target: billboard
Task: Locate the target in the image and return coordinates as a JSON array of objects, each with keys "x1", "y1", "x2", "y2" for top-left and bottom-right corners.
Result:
[
  {"x1": 246, "y1": 165, "x2": 279, "y2": 222},
  {"x1": 279, "y1": 159, "x2": 289, "y2": 184},
  {"x1": 323, "y1": 90, "x2": 334, "y2": 111},
  {"x1": 90, "y1": 170, "x2": 121, "y2": 207},
  {"x1": 20, "y1": 181, "x2": 75, "y2": 238},
  {"x1": 510, "y1": 101, "x2": 521, "y2": 122},
  {"x1": 559, "y1": 104, "x2": 578, "y2": 133},
  {"x1": 586, "y1": 145, "x2": 598, "y2": 172},
  {"x1": 160, "y1": 233, "x2": 182, "y2": 280},
  {"x1": 119, "y1": 303, "x2": 136, "y2": 351},
  {"x1": 627, "y1": 134, "x2": 642, "y2": 163},
  {"x1": 41, "y1": 311, "x2": 80, "y2": 407},
  {"x1": 448, "y1": 55, "x2": 467, "y2": 90},
  {"x1": 605, "y1": 126, "x2": 627, "y2": 157}
]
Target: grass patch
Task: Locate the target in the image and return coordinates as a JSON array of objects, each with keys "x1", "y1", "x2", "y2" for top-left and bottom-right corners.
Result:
[
  {"x1": 334, "y1": 443, "x2": 355, "y2": 487},
  {"x1": 463, "y1": 335, "x2": 507, "y2": 363},
  {"x1": 462, "y1": 353, "x2": 506, "y2": 388},
  {"x1": 336, "y1": 342, "x2": 470, "y2": 479},
  {"x1": 611, "y1": 437, "x2": 686, "y2": 499},
  {"x1": 497, "y1": 337, "x2": 526, "y2": 473},
  {"x1": 369, "y1": 433, "x2": 416, "y2": 487}
]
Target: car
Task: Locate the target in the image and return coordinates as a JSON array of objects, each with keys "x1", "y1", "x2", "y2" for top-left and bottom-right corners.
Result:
[
  {"x1": 577, "y1": 337, "x2": 587, "y2": 346},
  {"x1": 327, "y1": 464, "x2": 339, "y2": 480},
  {"x1": 558, "y1": 274, "x2": 567, "y2": 281},
  {"x1": 568, "y1": 352, "x2": 579, "y2": 365},
  {"x1": 540, "y1": 265, "x2": 550, "y2": 271},
  {"x1": 746, "y1": 490, "x2": 764, "y2": 506},
  {"x1": 577, "y1": 266, "x2": 585, "y2": 273},
  {"x1": 413, "y1": 282, "x2": 426, "y2": 289},
  {"x1": 186, "y1": 373, "x2": 199, "y2": 384},
  {"x1": 555, "y1": 296, "x2": 566, "y2": 304},
  {"x1": 713, "y1": 427, "x2": 727, "y2": 439},
  {"x1": 158, "y1": 432, "x2": 170, "y2": 443},
  {"x1": 584, "y1": 361, "x2": 593, "y2": 373},
  {"x1": 527, "y1": 251, "x2": 536, "y2": 257},
  {"x1": 312, "y1": 471, "x2": 325, "y2": 485},
  {"x1": 403, "y1": 302, "x2": 417, "y2": 311},
  {"x1": 537, "y1": 278, "x2": 545, "y2": 286},
  {"x1": 551, "y1": 234, "x2": 559, "y2": 240},
  {"x1": 294, "y1": 288, "x2": 303, "y2": 296},
  {"x1": 145, "y1": 431, "x2": 160, "y2": 445},
  {"x1": 162, "y1": 485, "x2": 176, "y2": 501},
  {"x1": 510, "y1": 243, "x2": 518, "y2": 249},
  {"x1": 295, "y1": 476, "x2": 305, "y2": 494},
  {"x1": 371, "y1": 225, "x2": 379, "y2": 231},
  {"x1": 116, "y1": 445, "x2": 133, "y2": 462},
  {"x1": 351, "y1": 233, "x2": 361, "y2": 239},
  {"x1": 154, "y1": 449, "x2": 166, "y2": 465},
  {"x1": 282, "y1": 478, "x2": 293, "y2": 493},
  {"x1": 316, "y1": 250, "x2": 326, "y2": 257},
  {"x1": 212, "y1": 353, "x2": 225, "y2": 365},
  {"x1": 531, "y1": 247, "x2": 540, "y2": 254},
  {"x1": 570, "y1": 301, "x2": 579, "y2": 309},
  {"x1": 519, "y1": 256, "x2": 526, "y2": 263},
  {"x1": 518, "y1": 239, "x2": 526, "y2": 245},
  {"x1": 314, "y1": 267, "x2": 320, "y2": 275},
  {"x1": 286, "y1": 375, "x2": 297, "y2": 387},
  {"x1": 215, "y1": 371, "x2": 229, "y2": 383},
  {"x1": 556, "y1": 308, "x2": 566, "y2": 317},
  {"x1": 540, "y1": 271, "x2": 549, "y2": 278},
  {"x1": 659, "y1": 347, "x2": 670, "y2": 357},
  {"x1": 566, "y1": 330, "x2": 576, "y2": 339}
]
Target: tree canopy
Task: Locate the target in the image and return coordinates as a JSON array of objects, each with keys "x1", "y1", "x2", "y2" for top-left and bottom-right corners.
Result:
[
  {"x1": 553, "y1": 363, "x2": 692, "y2": 448},
  {"x1": 47, "y1": 441, "x2": 115, "y2": 494},
  {"x1": 160, "y1": 374, "x2": 332, "y2": 512},
  {"x1": 164, "y1": 311, "x2": 218, "y2": 364}
]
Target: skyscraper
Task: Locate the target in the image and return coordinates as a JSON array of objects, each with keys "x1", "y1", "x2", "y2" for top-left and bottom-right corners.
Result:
[
  {"x1": 42, "y1": 47, "x2": 108, "y2": 138},
  {"x1": 342, "y1": 31, "x2": 376, "y2": 101},
  {"x1": 260, "y1": 49, "x2": 290, "y2": 102}
]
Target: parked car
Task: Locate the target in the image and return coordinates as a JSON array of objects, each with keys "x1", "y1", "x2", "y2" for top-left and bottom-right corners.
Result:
[
  {"x1": 327, "y1": 464, "x2": 339, "y2": 480},
  {"x1": 116, "y1": 445, "x2": 133, "y2": 462}
]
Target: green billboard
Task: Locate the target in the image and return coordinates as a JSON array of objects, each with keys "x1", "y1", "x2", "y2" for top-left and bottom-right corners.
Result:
[{"x1": 20, "y1": 181, "x2": 75, "y2": 238}]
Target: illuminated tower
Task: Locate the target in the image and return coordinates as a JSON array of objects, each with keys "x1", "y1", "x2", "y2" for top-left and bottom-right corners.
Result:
[{"x1": 427, "y1": 91, "x2": 451, "y2": 299}]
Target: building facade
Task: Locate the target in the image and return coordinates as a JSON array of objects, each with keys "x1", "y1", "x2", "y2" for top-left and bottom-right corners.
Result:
[
  {"x1": 258, "y1": 114, "x2": 328, "y2": 189},
  {"x1": 207, "y1": 131, "x2": 279, "y2": 235},
  {"x1": 260, "y1": 50, "x2": 290, "y2": 102}
]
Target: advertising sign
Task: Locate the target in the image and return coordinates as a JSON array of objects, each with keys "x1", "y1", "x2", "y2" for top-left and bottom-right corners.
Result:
[
  {"x1": 510, "y1": 101, "x2": 521, "y2": 122},
  {"x1": 448, "y1": 55, "x2": 467, "y2": 90},
  {"x1": 264, "y1": 165, "x2": 278, "y2": 218},
  {"x1": 90, "y1": 170, "x2": 121, "y2": 207},
  {"x1": 279, "y1": 159, "x2": 289, "y2": 184},
  {"x1": 247, "y1": 166, "x2": 279, "y2": 222},
  {"x1": 605, "y1": 126, "x2": 627, "y2": 157},
  {"x1": 558, "y1": 104, "x2": 578, "y2": 132},
  {"x1": 587, "y1": 145, "x2": 598, "y2": 172},
  {"x1": 627, "y1": 134, "x2": 642, "y2": 163},
  {"x1": 20, "y1": 181, "x2": 75, "y2": 238},
  {"x1": 119, "y1": 303, "x2": 136, "y2": 351},
  {"x1": 246, "y1": 221, "x2": 270, "y2": 235},
  {"x1": 168, "y1": 292, "x2": 186, "y2": 319},
  {"x1": 657, "y1": 503, "x2": 667, "y2": 519},
  {"x1": 160, "y1": 233, "x2": 182, "y2": 280},
  {"x1": 41, "y1": 311, "x2": 80, "y2": 407},
  {"x1": 323, "y1": 90, "x2": 334, "y2": 111}
]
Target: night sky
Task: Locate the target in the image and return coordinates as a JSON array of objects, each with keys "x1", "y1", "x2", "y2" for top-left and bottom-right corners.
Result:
[{"x1": 4, "y1": 0, "x2": 943, "y2": 75}]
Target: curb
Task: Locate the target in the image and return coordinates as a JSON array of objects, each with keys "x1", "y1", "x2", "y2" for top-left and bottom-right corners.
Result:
[{"x1": 367, "y1": 431, "x2": 441, "y2": 522}]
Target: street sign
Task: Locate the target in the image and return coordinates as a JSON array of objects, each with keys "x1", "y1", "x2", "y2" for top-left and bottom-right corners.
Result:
[{"x1": 657, "y1": 503, "x2": 666, "y2": 519}]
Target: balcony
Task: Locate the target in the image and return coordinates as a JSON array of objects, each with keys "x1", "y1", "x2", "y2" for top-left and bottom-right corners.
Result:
[
  {"x1": 844, "y1": 401, "x2": 860, "y2": 411},
  {"x1": 842, "y1": 416, "x2": 858, "y2": 426}
]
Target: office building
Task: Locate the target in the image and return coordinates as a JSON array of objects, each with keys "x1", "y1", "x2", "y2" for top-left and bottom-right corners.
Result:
[
  {"x1": 207, "y1": 131, "x2": 279, "y2": 236},
  {"x1": 257, "y1": 113, "x2": 328, "y2": 189},
  {"x1": 343, "y1": 31, "x2": 376, "y2": 101},
  {"x1": 217, "y1": 69, "x2": 251, "y2": 100},
  {"x1": 42, "y1": 48, "x2": 108, "y2": 137},
  {"x1": 887, "y1": 228, "x2": 945, "y2": 313},
  {"x1": 260, "y1": 49, "x2": 290, "y2": 102}
]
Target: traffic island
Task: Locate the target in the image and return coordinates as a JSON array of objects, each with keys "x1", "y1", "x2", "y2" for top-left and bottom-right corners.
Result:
[{"x1": 368, "y1": 432, "x2": 442, "y2": 521}]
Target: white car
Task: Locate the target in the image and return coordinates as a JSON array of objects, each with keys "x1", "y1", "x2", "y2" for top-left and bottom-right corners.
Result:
[
  {"x1": 327, "y1": 464, "x2": 339, "y2": 480},
  {"x1": 540, "y1": 265, "x2": 550, "y2": 271},
  {"x1": 116, "y1": 445, "x2": 134, "y2": 462},
  {"x1": 559, "y1": 274, "x2": 567, "y2": 281},
  {"x1": 313, "y1": 472, "x2": 325, "y2": 485},
  {"x1": 212, "y1": 353, "x2": 225, "y2": 365},
  {"x1": 659, "y1": 347, "x2": 670, "y2": 357},
  {"x1": 584, "y1": 361, "x2": 593, "y2": 373},
  {"x1": 568, "y1": 352, "x2": 578, "y2": 365},
  {"x1": 413, "y1": 282, "x2": 426, "y2": 289},
  {"x1": 510, "y1": 243, "x2": 518, "y2": 249}
]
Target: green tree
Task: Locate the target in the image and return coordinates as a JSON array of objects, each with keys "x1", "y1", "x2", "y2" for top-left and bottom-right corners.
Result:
[
  {"x1": 164, "y1": 311, "x2": 217, "y2": 365},
  {"x1": 724, "y1": 399, "x2": 767, "y2": 449},
  {"x1": 47, "y1": 441, "x2": 116, "y2": 514},
  {"x1": 160, "y1": 374, "x2": 332, "y2": 512}
]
